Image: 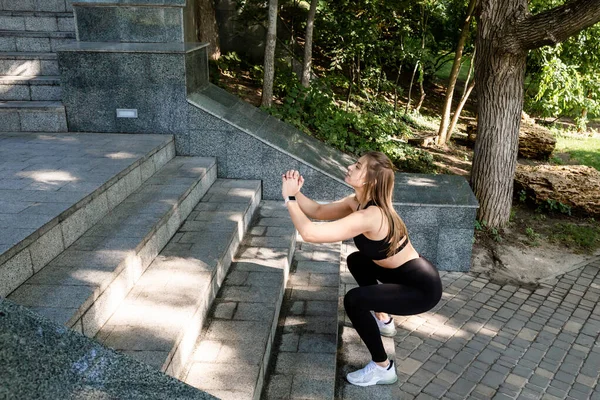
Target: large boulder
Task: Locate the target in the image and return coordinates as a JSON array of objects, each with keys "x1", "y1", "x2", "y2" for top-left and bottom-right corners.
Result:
[{"x1": 514, "y1": 164, "x2": 600, "y2": 217}]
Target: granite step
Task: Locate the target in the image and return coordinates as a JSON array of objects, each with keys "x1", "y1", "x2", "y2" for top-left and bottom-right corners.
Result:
[
  {"x1": 0, "y1": 30, "x2": 75, "y2": 52},
  {"x1": 95, "y1": 179, "x2": 262, "y2": 381},
  {"x1": 336, "y1": 241, "x2": 401, "y2": 399},
  {"x1": 0, "y1": 0, "x2": 73, "y2": 13},
  {"x1": 0, "y1": 133, "x2": 175, "y2": 297},
  {"x1": 7, "y1": 156, "x2": 217, "y2": 338},
  {"x1": 0, "y1": 75, "x2": 61, "y2": 101},
  {"x1": 182, "y1": 201, "x2": 297, "y2": 400},
  {"x1": 0, "y1": 100, "x2": 66, "y2": 131},
  {"x1": 263, "y1": 239, "x2": 342, "y2": 400},
  {"x1": 0, "y1": 52, "x2": 58, "y2": 75},
  {"x1": 0, "y1": 11, "x2": 74, "y2": 32}
]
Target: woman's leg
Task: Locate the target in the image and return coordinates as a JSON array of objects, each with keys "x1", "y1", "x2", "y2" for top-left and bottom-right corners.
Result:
[
  {"x1": 344, "y1": 283, "x2": 434, "y2": 362},
  {"x1": 346, "y1": 251, "x2": 381, "y2": 287},
  {"x1": 344, "y1": 257, "x2": 442, "y2": 362}
]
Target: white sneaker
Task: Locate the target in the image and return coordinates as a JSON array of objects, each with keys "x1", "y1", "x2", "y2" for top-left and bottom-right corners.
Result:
[
  {"x1": 371, "y1": 311, "x2": 397, "y2": 337},
  {"x1": 346, "y1": 360, "x2": 398, "y2": 387}
]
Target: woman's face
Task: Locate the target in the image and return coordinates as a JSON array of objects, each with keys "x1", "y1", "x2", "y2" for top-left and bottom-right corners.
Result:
[{"x1": 345, "y1": 156, "x2": 369, "y2": 188}]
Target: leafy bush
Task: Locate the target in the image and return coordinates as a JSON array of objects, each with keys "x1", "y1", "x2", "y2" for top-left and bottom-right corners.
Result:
[{"x1": 265, "y1": 70, "x2": 436, "y2": 173}]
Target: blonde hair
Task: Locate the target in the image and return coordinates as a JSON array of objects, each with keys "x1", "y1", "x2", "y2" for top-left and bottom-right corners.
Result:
[{"x1": 361, "y1": 151, "x2": 407, "y2": 257}]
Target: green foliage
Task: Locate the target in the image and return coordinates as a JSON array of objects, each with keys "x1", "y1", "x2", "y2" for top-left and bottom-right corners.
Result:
[
  {"x1": 518, "y1": 190, "x2": 527, "y2": 203},
  {"x1": 525, "y1": 21, "x2": 600, "y2": 129},
  {"x1": 525, "y1": 226, "x2": 541, "y2": 247},
  {"x1": 535, "y1": 199, "x2": 572, "y2": 216},
  {"x1": 549, "y1": 223, "x2": 600, "y2": 252},
  {"x1": 555, "y1": 133, "x2": 600, "y2": 171},
  {"x1": 265, "y1": 70, "x2": 436, "y2": 173}
]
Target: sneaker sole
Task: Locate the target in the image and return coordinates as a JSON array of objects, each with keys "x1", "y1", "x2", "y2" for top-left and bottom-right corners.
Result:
[
  {"x1": 346, "y1": 374, "x2": 399, "y2": 387},
  {"x1": 380, "y1": 329, "x2": 397, "y2": 337}
]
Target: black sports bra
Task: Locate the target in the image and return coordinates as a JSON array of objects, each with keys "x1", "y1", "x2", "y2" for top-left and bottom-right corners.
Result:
[{"x1": 353, "y1": 200, "x2": 408, "y2": 260}]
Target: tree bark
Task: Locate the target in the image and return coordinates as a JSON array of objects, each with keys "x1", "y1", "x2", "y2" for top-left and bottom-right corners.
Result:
[
  {"x1": 471, "y1": 0, "x2": 600, "y2": 228},
  {"x1": 415, "y1": 64, "x2": 426, "y2": 112},
  {"x1": 502, "y1": 0, "x2": 600, "y2": 53},
  {"x1": 471, "y1": 0, "x2": 527, "y2": 227},
  {"x1": 261, "y1": 0, "x2": 278, "y2": 107},
  {"x1": 301, "y1": 0, "x2": 318, "y2": 87},
  {"x1": 197, "y1": 0, "x2": 221, "y2": 60},
  {"x1": 437, "y1": 0, "x2": 476, "y2": 145}
]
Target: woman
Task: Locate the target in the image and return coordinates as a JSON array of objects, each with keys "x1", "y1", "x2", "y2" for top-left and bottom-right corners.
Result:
[{"x1": 281, "y1": 151, "x2": 443, "y2": 387}]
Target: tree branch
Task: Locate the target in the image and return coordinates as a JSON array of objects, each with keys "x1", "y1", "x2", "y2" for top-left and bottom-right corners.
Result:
[{"x1": 503, "y1": 0, "x2": 600, "y2": 53}]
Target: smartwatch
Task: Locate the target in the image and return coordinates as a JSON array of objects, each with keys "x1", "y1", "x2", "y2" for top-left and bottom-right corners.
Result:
[{"x1": 285, "y1": 196, "x2": 296, "y2": 204}]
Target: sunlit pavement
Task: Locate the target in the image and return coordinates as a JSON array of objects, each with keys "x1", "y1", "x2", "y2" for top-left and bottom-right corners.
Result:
[{"x1": 390, "y1": 258, "x2": 600, "y2": 400}]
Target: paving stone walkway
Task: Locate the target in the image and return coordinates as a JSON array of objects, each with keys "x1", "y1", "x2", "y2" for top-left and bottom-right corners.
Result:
[{"x1": 385, "y1": 257, "x2": 600, "y2": 400}]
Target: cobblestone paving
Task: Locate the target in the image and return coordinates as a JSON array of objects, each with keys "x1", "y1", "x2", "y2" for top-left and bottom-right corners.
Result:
[{"x1": 389, "y1": 257, "x2": 600, "y2": 400}]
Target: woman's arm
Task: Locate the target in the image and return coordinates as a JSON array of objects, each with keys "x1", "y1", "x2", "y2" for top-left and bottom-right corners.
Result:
[
  {"x1": 283, "y1": 171, "x2": 376, "y2": 243},
  {"x1": 286, "y1": 201, "x2": 376, "y2": 243},
  {"x1": 289, "y1": 173, "x2": 355, "y2": 221},
  {"x1": 297, "y1": 191, "x2": 355, "y2": 221}
]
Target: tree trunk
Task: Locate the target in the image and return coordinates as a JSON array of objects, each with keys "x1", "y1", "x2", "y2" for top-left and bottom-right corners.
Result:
[
  {"x1": 471, "y1": 0, "x2": 527, "y2": 227},
  {"x1": 261, "y1": 0, "x2": 278, "y2": 107},
  {"x1": 437, "y1": 0, "x2": 477, "y2": 144},
  {"x1": 405, "y1": 61, "x2": 419, "y2": 114},
  {"x1": 394, "y1": 64, "x2": 402, "y2": 116},
  {"x1": 197, "y1": 0, "x2": 221, "y2": 60},
  {"x1": 415, "y1": 63, "x2": 426, "y2": 112},
  {"x1": 447, "y1": 79, "x2": 475, "y2": 140},
  {"x1": 301, "y1": 0, "x2": 318, "y2": 87},
  {"x1": 471, "y1": 0, "x2": 600, "y2": 228}
]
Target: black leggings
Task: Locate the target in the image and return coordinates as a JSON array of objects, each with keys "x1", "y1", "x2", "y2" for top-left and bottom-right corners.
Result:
[{"x1": 344, "y1": 251, "x2": 443, "y2": 362}]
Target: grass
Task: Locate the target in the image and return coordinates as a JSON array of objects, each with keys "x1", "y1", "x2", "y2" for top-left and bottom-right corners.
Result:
[
  {"x1": 554, "y1": 133, "x2": 600, "y2": 171},
  {"x1": 548, "y1": 222, "x2": 600, "y2": 252},
  {"x1": 434, "y1": 55, "x2": 473, "y2": 83}
]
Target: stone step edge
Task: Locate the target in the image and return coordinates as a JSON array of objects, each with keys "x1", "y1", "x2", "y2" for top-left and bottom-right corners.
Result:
[
  {"x1": 0, "y1": 100, "x2": 64, "y2": 109},
  {"x1": 0, "y1": 136, "x2": 175, "y2": 268},
  {"x1": 0, "y1": 29, "x2": 75, "y2": 38},
  {"x1": 162, "y1": 181, "x2": 263, "y2": 378},
  {"x1": 0, "y1": 10, "x2": 74, "y2": 17},
  {"x1": 65, "y1": 158, "x2": 218, "y2": 337},
  {"x1": 180, "y1": 205, "x2": 297, "y2": 399},
  {"x1": 0, "y1": 75, "x2": 60, "y2": 84},
  {"x1": 0, "y1": 52, "x2": 57, "y2": 59}
]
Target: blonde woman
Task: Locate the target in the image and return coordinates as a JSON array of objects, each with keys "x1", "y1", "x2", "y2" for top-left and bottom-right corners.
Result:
[{"x1": 282, "y1": 151, "x2": 442, "y2": 387}]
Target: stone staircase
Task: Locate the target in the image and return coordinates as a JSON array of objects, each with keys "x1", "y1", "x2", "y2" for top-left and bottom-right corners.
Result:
[
  {"x1": 2, "y1": 132, "x2": 402, "y2": 399},
  {"x1": 0, "y1": 0, "x2": 73, "y2": 132}
]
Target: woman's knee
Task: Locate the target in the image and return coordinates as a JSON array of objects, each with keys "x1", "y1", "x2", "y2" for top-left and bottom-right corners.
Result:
[
  {"x1": 343, "y1": 287, "x2": 364, "y2": 311},
  {"x1": 346, "y1": 251, "x2": 365, "y2": 273}
]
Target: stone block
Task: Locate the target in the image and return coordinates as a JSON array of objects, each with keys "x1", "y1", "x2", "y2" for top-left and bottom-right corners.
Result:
[
  {"x1": 36, "y1": 0, "x2": 66, "y2": 12},
  {"x1": 0, "y1": 16, "x2": 25, "y2": 30},
  {"x1": 29, "y1": 224, "x2": 64, "y2": 273},
  {"x1": 41, "y1": 59, "x2": 59, "y2": 75},
  {"x1": 0, "y1": 84, "x2": 29, "y2": 101},
  {"x1": 25, "y1": 16, "x2": 58, "y2": 31},
  {"x1": 298, "y1": 333, "x2": 337, "y2": 353},
  {"x1": 0, "y1": 250, "x2": 34, "y2": 297},
  {"x1": 0, "y1": 36, "x2": 16, "y2": 51},
  {"x1": 20, "y1": 110, "x2": 67, "y2": 132},
  {"x1": 75, "y1": 6, "x2": 184, "y2": 43},
  {"x1": 16, "y1": 37, "x2": 51, "y2": 52},
  {"x1": 291, "y1": 374, "x2": 335, "y2": 399},
  {"x1": 274, "y1": 353, "x2": 336, "y2": 376},
  {"x1": 58, "y1": 17, "x2": 74, "y2": 32},
  {"x1": 437, "y1": 228, "x2": 474, "y2": 272},
  {"x1": 233, "y1": 302, "x2": 276, "y2": 322},
  {"x1": 30, "y1": 85, "x2": 62, "y2": 101},
  {"x1": 0, "y1": 111, "x2": 21, "y2": 131}
]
